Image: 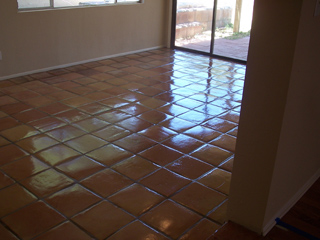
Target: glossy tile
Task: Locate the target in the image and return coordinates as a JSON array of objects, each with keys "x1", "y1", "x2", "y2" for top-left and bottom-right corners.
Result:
[
  {"x1": 2, "y1": 201, "x2": 65, "y2": 240},
  {"x1": 81, "y1": 169, "x2": 133, "y2": 197},
  {"x1": 33, "y1": 222, "x2": 92, "y2": 240},
  {"x1": 139, "y1": 144, "x2": 183, "y2": 166},
  {"x1": 191, "y1": 144, "x2": 233, "y2": 166},
  {"x1": 46, "y1": 125, "x2": 86, "y2": 142},
  {"x1": 167, "y1": 156, "x2": 212, "y2": 179},
  {"x1": 140, "y1": 200, "x2": 201, "y2": 239},
  {"x1": 20, "y1": 169, "x2": 73, "y2": 197},
  {"x1": 87, "y1": 144, "x2": 133, "y2": 166},
  {"x1": 16, "y1": 134, "x2": 59, "y2": 154},
  {"x1": 0, "y1": 184, "x2": 37, "y2": 217},
  {"x1": 56, "y1": 155, "x2": 105, "y2": 180},
  {"x1": 97, "y1": 109, "x2": 131, "y2": 123},
  {"x1": 45, "y1": 184, "x2": 101, "y2": 217},
  {"x1": 65, "y1": 134, "x2": 106, "y2": 154},
  {"x1": 114, "y1": 133, "x2": 156, "y2": 153},
  {"x1": 115, "y1": 116, "x2": 153, "y2": 132},
  {"x1": 140, "y1": 168, "x2": 190, "y2": 197},
  {"x1": 208, "y1": 200, "x2": 228, "y2": 224},
  {"x1": 199, "y1": 169, "x2": 232, "y2": 195},
  {"x1": 72, "y1": 201, "x2": 134, "y2": 239},
  {"x1": 0, "y1": 117, "x2": 21, "y2": 131},
  {"x1": 180, "y1": 219, "x2": 221, "y2": 240},
  {"x1": 203, "y1": 118, "x2": 237, "y2": 133},
  {"x1": 0, "y1": 144, "x2": 28, "y2": 166},
  {"x1": 0, "y1": 125, "x2": 40, "y2": 142},
  {"x1": 162, "y1": 134, "x2": 203, "y2": 154},
  {"x1": 211, "y1": 134, "x2": 237, "y2": 153},
  {"x1": 138, "y1": 125, "x2": 177, "y2": 142},
  {"x1": 109, "y1": 183, "x2": 164, "y2": 216},
  {"x1": 73, "y1": 117, "x2": 110, "y2": 132},
  {"x1": 0, "y1": 223, "x2": 18, "y2": 240},
  {"x1": 112, "y1": 155, "x2": 159, "y2": 180},
  {"x1": 0, "y1": 172, "x2": 14, "y2": 189},
  {"x1": 184, "y1": 125, "x2": 221, "y2": 142},
  {"x1": 1, "y1": 156, "x2": 49, "y2": 181},
  {"x1": 172, "y1": 183, "x2": 227, "y2": 215},
  {"x1": 107, "y1": 221, "x2": 170, "y2": 240},
  {"x1": 35, "y1": 144, "x2": 80, "y2": 166}
]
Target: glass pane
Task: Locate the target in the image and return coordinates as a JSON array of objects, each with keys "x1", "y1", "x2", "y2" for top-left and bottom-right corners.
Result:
[
  {"x1": 55, "y1": 0, "x2": 115, "y2": 7},
  {"x1": 17, "y1": 0, "x2": 50, "y2": 9},
  {"x1": 213, "y1": 0, "x2": 253, "y2": 61},
  {"x1": 175, "y1": 0, "x2": 214, "y2": 53}
]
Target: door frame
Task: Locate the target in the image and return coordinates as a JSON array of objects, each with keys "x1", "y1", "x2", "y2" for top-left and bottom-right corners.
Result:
[{"x1": 170, "y1": 0, "x2": 247, "y2": 65}]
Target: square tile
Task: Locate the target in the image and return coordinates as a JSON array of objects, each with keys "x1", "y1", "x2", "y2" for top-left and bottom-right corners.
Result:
[
  {"x1": 157, "y1": 104, "x2": 189, "y2": 116},
  {"x1": 210, "y1": 134, "x2": 237, "y2": 153},
  {"x1": 0, "y1": 223, "x2": 18, "y2": 240},
  {"x1": 73, "y1": 117, "x2": 110, "y2": 132},
  {"x1": 195, "y1": 104, "x2": 227, "y2": 117},
  {"x1": 0, "y1": 117, "x2": 21, "y2": 131},
  {"x1": 92, "y1": 125, "x2": 130, "y2": 142},
  {"x1": 107, "y1": 221, "x2": 170, "y2": 240},
  {"x1": 208, "y1": 200, "x2": 228, "y2": 224},
  {"x1": 16, "y1": 134, "x2": 59, "y2": 154},
  {"x1": 180, "y1": 219, "x2": 221, "y2": 240},
  {"x1": 81, "y1": 169, "x2": 133, "y2": 197},
  {"x1": 13, "y1": 109, "x2": 48, "y2": 123},
  {"x1": 45, "y1": 184, "x2": 101, "y2": 217},
  {"x1": 0, "y1": 184, "x2": 37, "y2": 217},
  {"x1": 2, "y1": 201, "x2": 65, "y2": 240},
  {"x1": 46, "y1": 125, "x2": 86, "y2": 142},
  {"x1": 0, "y1": 172, "x2": 14, "y2": 189},
  {"x1": 20, "y1": 169, "x2": 73, "y2": 197},
  {"x1": 72, "y1": 201, "x2": 134, "y2": 239},
  {"x1": 140, "y1": 200, "x2": 201, "y2": 239},
  {"x1": 175, "y1": 98, "x2": 203, "y2": 109},
  {"x1": 97, "y1": 110, "x2": 131, "y2": 123},
  {"x1": 139, "y1": 98, "x2": 167, "y2": 109},
  {"x1": 184, "y1": 125, "x2": 221, "y2": 142},
  {"x1": 109, "y1": 184, "x2": 164, "y2": 216},
  {"x1": 160, "y1": 118, "x2": 197, "y2": 133},
  {"x1": 140, "y1": 168, "x2": 190, "y2": 197},
  {"x1": 55, "y1": 109, "x2": 90, "y2": 123},
  {"x1": 162, "y1": 134, "x2": 203, "y2": 154},
  {"x1": 28, "y1": 117, "x2": 66, "y2": 132},
  {"x1": 39, "y1": 102, "x2": 70, "y2": 115},
  {"x1": 1, "y1": 156, "x2": 49, "y2": 181},
  {"x1": 219, "y1": 157, "x2": 234, "y2": 172},
  {"x1": 0, "y1": 145, "x2": 28, "y2": 166},
  {"x1": 139, "y1": 144, "x2": 183, "y2": 166},
  {"x1": 56, "y1": 156, "x2": 105, "y2": 180},
  {"x1": 0, "y1": 136, "x2": 10, "y2": 147},
  {"x1": 112, "y1": 155, "x2": 159, "y2": 180},
  {"x1": 138, "y1": 110, "x2": 173, "y2": 124},
  {"x1": 65, "y1": 134, "x2": 107, "y2": 154},
  {"x1": 0, "y1": 125, "x2": 40, "y2": 142},
  {"x1": 87, "y1": 144, "x2": 133, "y2": 166},
  {"x1": 167, "y1": 156, "x2": 212, "y2": 179},
  {"x1": 203, "y1": 118, "x2": 237, "y2": 133},
  {"x1": 33, "y1": 222, "x2": 92, "y2": 240},
  {"x1": 191, "y1": 144, "x2": 233, "y2": 166},
  {"x1": 0, "y1": 103, "x2": 31, "y2": 115},
  {"x1": 198, "y1": 169, "x2": 232, "y2": 195},
  {"x1": 115, "y1": 116, "x2": 153, "y2": 132},
  {"x1": 100, "y1": 97, "x2": 131, "y2": 108},
  {"x1": 138, "y1": 125, "x2": 177, "y2": 142},
  {"x1": 35, "y1": 144, "x2": 81, "y2": 166},
  {"x1": 114, "y1": 133, "x2": 156, "y2": 153},
  {"x1": 172, "y1": 183, "x2": 227, "y2": 215},
  {"x1": 77, "y1": 102, "x2": 111, "y2": 115},
  {"x1": 178, "y1": 110, "x2": 213, "y2": 124}
]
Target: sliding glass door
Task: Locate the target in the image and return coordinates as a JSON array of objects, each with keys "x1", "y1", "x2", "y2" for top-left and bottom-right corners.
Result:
[{"x1": 173, "y1": 0, "x2": 254, "y2": 62}]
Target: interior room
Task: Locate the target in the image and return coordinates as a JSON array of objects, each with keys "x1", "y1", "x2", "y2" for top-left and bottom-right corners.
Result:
[{"x1": 0, "y1": 0, "x2": 319, "y2": 239}]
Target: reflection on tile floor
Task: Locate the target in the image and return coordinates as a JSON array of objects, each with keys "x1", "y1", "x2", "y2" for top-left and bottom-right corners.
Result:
[{"x1": 0, "y1": 48, "x2": 245, "y2": 239}]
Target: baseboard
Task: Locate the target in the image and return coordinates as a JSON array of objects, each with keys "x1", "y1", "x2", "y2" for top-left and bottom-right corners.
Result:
[
  {"x1": 262, "y1": 168, "x2": 320, "y2": 236},
  {"x1": 0, "y1": 45, "x2": 165, "y2": 81}
]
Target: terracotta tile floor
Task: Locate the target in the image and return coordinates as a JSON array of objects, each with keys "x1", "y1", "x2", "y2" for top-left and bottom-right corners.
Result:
[{"x1": 0, "y1": 48, "x2": 245, "y2": 240}]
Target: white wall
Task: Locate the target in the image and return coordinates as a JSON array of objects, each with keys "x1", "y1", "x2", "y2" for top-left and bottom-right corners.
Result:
[
  {"x1": 228, "y1": 0, "x2": 320, "y2": 235},
  {"x1": 0, "y1": 0, "x2": 169, "y2": 79}
]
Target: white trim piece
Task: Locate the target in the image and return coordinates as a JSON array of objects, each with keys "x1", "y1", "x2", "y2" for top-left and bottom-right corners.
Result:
[
  {"x1": 0, "y1": 46, "x2": 165, "y2": 81},
  {"x1": 262, "y1": 168, "x2": 320, "y2": 236}
]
